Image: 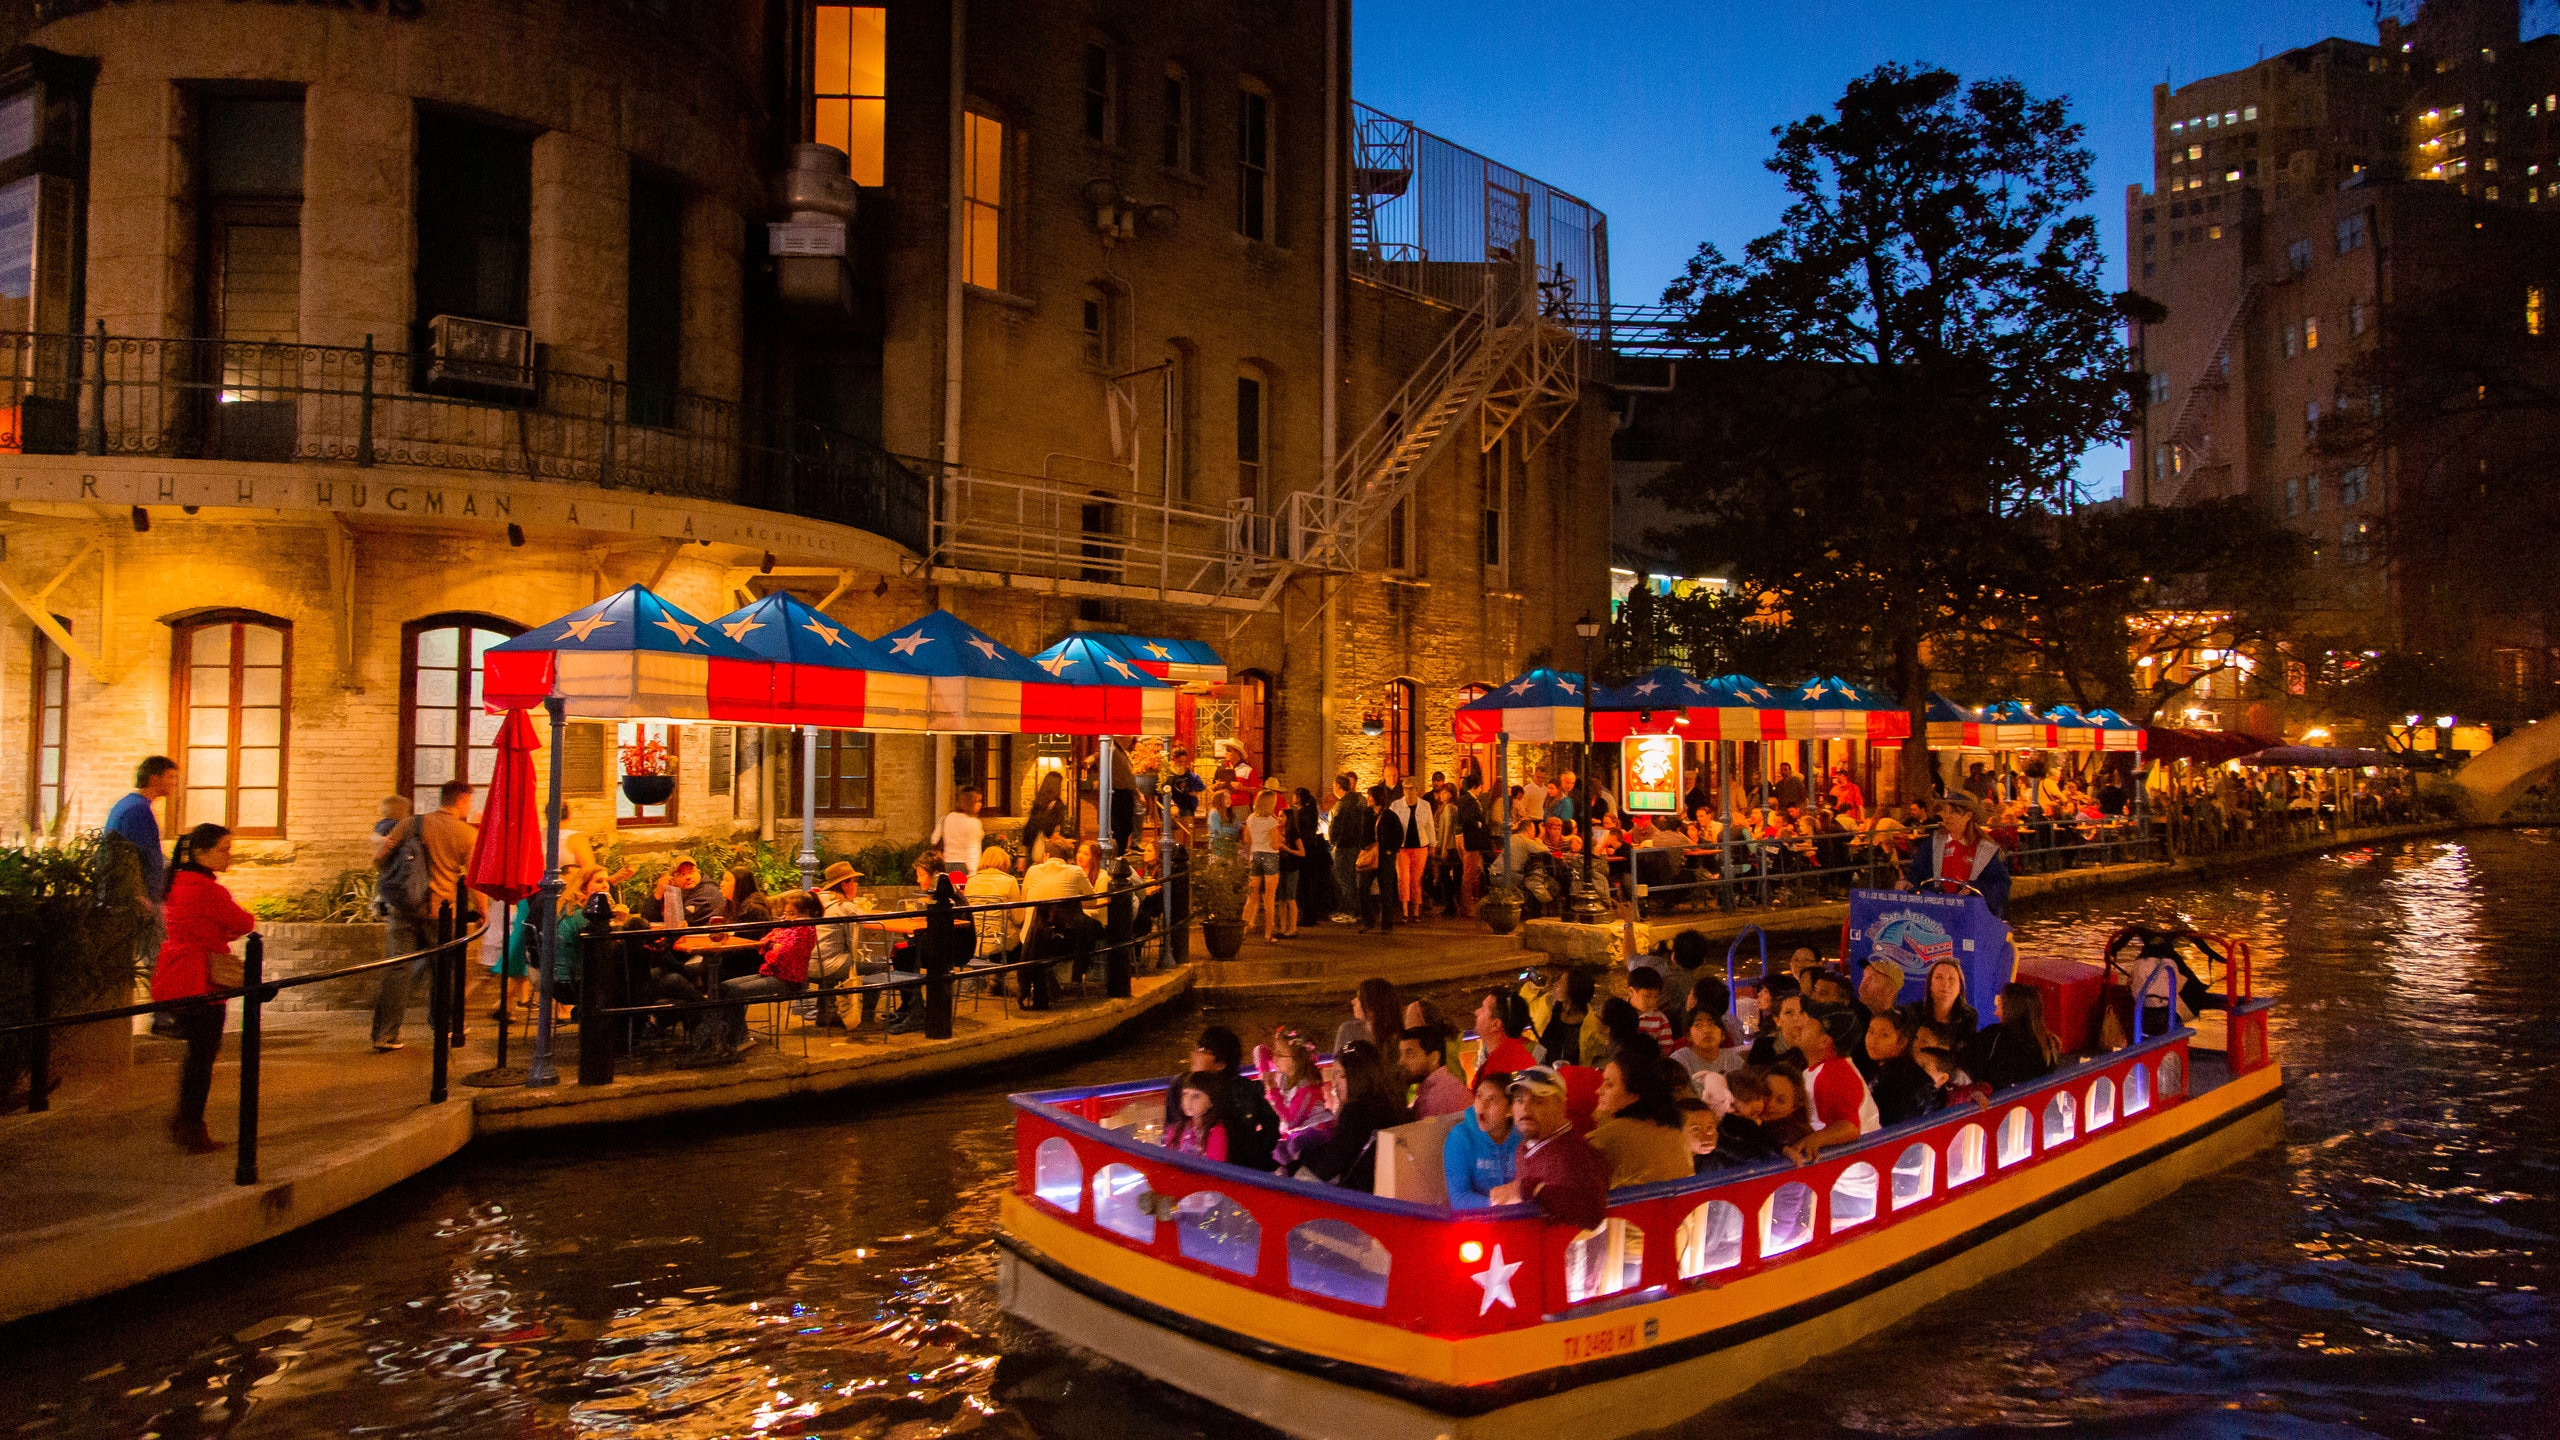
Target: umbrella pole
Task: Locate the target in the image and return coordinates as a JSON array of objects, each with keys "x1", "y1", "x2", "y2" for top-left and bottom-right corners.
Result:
[
  {"x1": 528, "y1": 696, "x2": 567, "y2": 1088},
  {"x1": 1098, "y1": 737, "x2": 1116, "y2": 861},
  {"x1": 796, "y1": 725, "x2": 821, "y2": 890},
  {"x1": 494, "y1": 900, "x2": 514, "y2": 1070}
]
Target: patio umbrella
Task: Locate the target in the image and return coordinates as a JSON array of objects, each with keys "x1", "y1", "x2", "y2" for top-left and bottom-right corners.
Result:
[
  {"x1": 2085, "y1": 708, "x2": 2148, "y2": 752},
  {"x1": 464, "y1": 708, "x2": 546, "y2": 903},
  {"x1": 1028, "y1": 634, "x2": 1179, "y2": 736},
  {"x1": 1588, "y1": 666, "x2": 1713, "y2": 742},
  {"x1": 1453, "y1": 667, "x2": 1589, "y2": 744},
  {"x1": 1078, "y1": 632, "x2": 1228, "y2": 686},
  {"x1": 1788, "y1": 676, "x2": 1914, "y2": 742},
  {"x1": 1978, "y1": 699, "x2": 2051, "y2": 750},
  {"x1": 1925, "y1": 692, "x2": 1993, "y2": 750},
  {"x1": 877, "y1": 609, "x2": 1084, "y2": 733},
  {"x1": 482, "y1": 584, "x2": 762, "y2": 719},
  {"x1": 703, "y1": 591, "x2": 929, "y2": 731},
  {"x1": 2039, "y1": 703, "x2": 2101, "y2": 752}
]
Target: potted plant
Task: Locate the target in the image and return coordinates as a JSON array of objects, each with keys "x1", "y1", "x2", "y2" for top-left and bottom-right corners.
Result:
[
  {"x1": 619, "y1": 732, "x2": 676, "y2": 807},
  {"x1": 1191, "y1": 848, "x2": 1249, "y2": 960},
  {"x1": 0, "y1": 835, "x2": 149, "y2": 1106},
  {"x1": 1478, "y1": 878, "x2": 1524, "y2": 935}
]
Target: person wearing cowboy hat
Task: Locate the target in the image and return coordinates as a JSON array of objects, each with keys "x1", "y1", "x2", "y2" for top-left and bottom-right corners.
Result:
[
  {"x1": 1896, "y1": 790, "x2": 2012, "y2": 917},
  {"x1": 801, "y1": 861, "x2": 874, "y2": 1029}
]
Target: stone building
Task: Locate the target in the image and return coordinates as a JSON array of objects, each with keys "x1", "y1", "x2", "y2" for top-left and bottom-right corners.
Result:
[
  {"x1": 0, "y1": 0, "x2": 1614, "y2": 895},
  {"x1": 2126, "y1": 0, "x2": 2560, "y2": 728}
]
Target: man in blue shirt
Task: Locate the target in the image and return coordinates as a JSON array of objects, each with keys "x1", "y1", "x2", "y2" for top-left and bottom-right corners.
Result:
[{"x1": 106, "y1": 757, "x2": 178, "y2": 1031}]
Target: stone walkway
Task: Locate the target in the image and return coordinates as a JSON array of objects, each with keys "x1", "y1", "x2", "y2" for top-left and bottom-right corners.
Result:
[{"x1": 1188, "y1": 908, "x2": 1533, "y2": 996}]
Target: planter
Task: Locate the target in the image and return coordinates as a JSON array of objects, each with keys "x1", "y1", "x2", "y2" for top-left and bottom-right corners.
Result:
[
  {"x1": 1479, "y1": 897, "x2": 1523, "y2": 935},
  {"x1": 1200, "y1": 919, "x2": 1247, "y2": 960},
  {"x1": 620, "y1": 773, "x2": 676, "y2": 806}
]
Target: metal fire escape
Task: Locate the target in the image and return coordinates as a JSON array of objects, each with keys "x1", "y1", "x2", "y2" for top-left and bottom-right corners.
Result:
[{"x1": 2153, "y1": 281, "x2": 2258, "y2": 507}]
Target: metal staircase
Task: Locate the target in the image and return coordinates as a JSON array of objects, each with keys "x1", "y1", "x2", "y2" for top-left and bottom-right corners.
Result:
[{"x1": 2153, "y1": 281, "x2": 2257, "y2": 507}]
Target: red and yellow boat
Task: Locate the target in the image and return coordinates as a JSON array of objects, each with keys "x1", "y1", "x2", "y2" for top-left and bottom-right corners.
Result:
[{"x1": 998, "y1": 946, "x2": 2282, "y2": 1439}]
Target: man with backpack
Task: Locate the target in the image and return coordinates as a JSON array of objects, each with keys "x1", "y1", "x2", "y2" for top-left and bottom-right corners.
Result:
[{"x1": 370, "y1": 780, "x2": 480, "y2": 1051}]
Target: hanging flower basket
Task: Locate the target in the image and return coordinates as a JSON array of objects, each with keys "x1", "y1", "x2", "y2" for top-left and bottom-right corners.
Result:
[
  {"x1": 620, "y1": 773, "x2": 676, "y2": 806},
  {"x1": 619, "y1": 733, "x2": 674, "y2": 806}
]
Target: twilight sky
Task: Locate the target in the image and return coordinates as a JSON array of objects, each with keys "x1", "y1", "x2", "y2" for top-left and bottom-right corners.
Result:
[{"x1": 1351, "y1": 0, "x2": 2410, "y2": 499}]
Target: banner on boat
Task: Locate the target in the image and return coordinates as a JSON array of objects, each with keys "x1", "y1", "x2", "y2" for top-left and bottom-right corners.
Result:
[{"x1": 1844, "y1": 888, "x2": 2015, "y2": 1016}]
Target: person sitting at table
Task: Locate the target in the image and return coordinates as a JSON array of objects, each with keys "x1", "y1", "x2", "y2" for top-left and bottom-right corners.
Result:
[
  {"x1": 723, "y1": 865, "x2": 774, "y2": 936},
  {"x1": 716, "y1": 890, "x2": 818, "y2": 1054},
  {"x1": 803, "y1": 861, "x2": 870, "y2": 1030},
  {"x1": 962, "y1": 843, "x2": 1024, "y2": 992},
  {"x1": 655, "y1": 857, "x2": 723, "y2": 927}
]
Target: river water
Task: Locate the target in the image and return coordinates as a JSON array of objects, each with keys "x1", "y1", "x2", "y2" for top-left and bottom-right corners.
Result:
[{"x1": 5, "y1": 832, "x2": 2554, "y2": 1439}]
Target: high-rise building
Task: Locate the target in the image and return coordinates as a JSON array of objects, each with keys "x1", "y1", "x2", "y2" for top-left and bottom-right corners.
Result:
[{"x1": 2126, "y1": 0, "x2": 2560, "y2": 727}]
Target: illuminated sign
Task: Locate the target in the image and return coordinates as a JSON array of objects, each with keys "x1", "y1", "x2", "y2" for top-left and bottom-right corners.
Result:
[{"x1": 1621, "y1": 733, "x2": 1682, "y2": 814}]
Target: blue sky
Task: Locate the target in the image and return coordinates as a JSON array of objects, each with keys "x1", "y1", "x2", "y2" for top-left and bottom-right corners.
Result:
[{"x1": 1352, "y1": 0, "x2": 2393, "y2": 499}]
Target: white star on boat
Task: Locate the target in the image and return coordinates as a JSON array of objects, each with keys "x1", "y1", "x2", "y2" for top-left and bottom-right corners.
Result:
[{"x1": 1471, "y1": 1244, "x2": 1521, "y2": 1314}]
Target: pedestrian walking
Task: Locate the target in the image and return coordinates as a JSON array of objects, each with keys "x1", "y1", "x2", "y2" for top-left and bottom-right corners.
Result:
[
  {"x1": 150, "y1": 823, "x2": 253, "y2": 1154},
  {"x1": 370, "y1": 779, "x2": 480, "y2": 1051},
  {"x1": 1361, "y1": 783, "x2": 1403, "y2": 933},
  {"x1": 1328, "y1": 772, "x2": 1368, "y2": 925},
  {"x1": 1388, "y1": 781, "x2": 1435, "y2": 923},
  {"x1": 107, "y1": 756, "x2": 178, "y2": 1034}
]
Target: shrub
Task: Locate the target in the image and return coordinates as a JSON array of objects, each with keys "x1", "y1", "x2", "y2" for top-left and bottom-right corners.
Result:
[
  {"x1": 0, "y1": 834, "x2": 149, "y2": 1102},
  {"x1": 1190, "y1": 847, "x2": 1249, "y2": 923}
]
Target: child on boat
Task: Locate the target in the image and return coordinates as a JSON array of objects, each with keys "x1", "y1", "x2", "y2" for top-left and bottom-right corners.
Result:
[
  {"x1": 1163, "y1": 1073, "x2": 1232, "y2": 1161},
  {"x1": 1255, "y1": 1029, "x2": 1334, "y2": 1168}
]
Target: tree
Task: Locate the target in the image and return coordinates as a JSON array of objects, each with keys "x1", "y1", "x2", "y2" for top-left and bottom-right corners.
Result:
[{"x1": 1646, "y1": 65, "x2": 2144, "y2": 798}]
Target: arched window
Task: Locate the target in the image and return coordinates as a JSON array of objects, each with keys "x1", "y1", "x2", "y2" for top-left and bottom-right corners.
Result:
[
  {"x1": 1174, "y1": 1191, "x2": 1260, "y2": 1276},
  {"x1": 27, "y1": 619, "x2": 69, "y2": 831},
  {"x1": 1386, "y1": 678, "x2": 1418, "y2": 785},
  {"x1": 1286, "y1": 1219, "x2": 1389, "y2": 1307},
  {"x1": 402, "y1": 613, "x2": 522, "y2": 816},
  {"x1": 1565, "y1": 1218, "x2": 1644, "y2": 1302},
  {"x1": 1454, "y1": 682, "x2": 1495, "y2": 790},
  {"x1": 170, "y1": 610, "x2": 290, "y2": 835}
]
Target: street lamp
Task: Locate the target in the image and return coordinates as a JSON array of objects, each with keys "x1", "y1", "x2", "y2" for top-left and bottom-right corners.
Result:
[{"x1": 1569, "y1": 610, "x2": 1608, "y2": 924}]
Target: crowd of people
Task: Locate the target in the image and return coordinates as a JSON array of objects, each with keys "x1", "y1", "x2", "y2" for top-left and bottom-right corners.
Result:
[{"x1": 1147, "y1": 937, "x2": 2072, "y2": 1231}]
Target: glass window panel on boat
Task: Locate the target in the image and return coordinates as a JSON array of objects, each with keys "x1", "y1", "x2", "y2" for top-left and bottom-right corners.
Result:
[
  {"x1": 1761, "y1": 1181, "x2": 1816, "y2": 1257},
  {"x1": 1565, "y1": 1218, "x2": 1644, "y2": 1303},
  {"x1": 1033, "y1": 1137, "x2": 1082, "y2": 1212},
  {"x1": 1092, "y1": 1163, "x2": 1154, "y2": 1243},
  {"x1": 2088, "y1": 1075, "x2": 2117, "y2": 1129},
  {"x1": 1286, "y1": 1219, "x2": 1391, "y2": 1309},
  {"x1": 1996, "y1": 1107, "x2": 2033, "y2": 1167},
  {"x1": 1830, "y1": 1162, "x2": 1879, "y2": 1231},
  {"x1": 2124, "y1": 1061, "x2": 2153, "y2": 1114},
  {"x1": 1677, "y1": 1200, "x2": 1744, "y2": 1277},
  {"x1": 1173, "y1": 1192, "x2": 1261, "y2": 1277},
  {"x1": 1948, "y1": 1123, "x2": 1988, "y2": 1186},
  {"x1": 1891, "y1": 1143, "x2": 1934, "y2": 1209},
  {"x1": 2043, "y1": 1092, "x2": 2077, "y2": 1147},
  {"x1": 2159, "y1": 1050, "x2": 2186, "y2": 1099}
]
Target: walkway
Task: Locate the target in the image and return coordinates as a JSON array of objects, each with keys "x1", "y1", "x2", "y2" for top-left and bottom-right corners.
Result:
[
  {"x1": 1190, "y1": 913, "x2": 1532, "y2": 997},
  {"x1": 0, "y1": 965, "x2": 1197, "y2": 1325}
]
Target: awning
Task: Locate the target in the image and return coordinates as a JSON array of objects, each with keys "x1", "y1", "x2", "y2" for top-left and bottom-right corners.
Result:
[
  {"x1": 1079, "y1": 633, "x2": 1227, "y2": 686},
  {"x1": 2143, "y1": 727, "x2": 2279, "y2": 764},
  {"x1": 2239, "y1": 744, "x2": 2408, "y2": 769}
]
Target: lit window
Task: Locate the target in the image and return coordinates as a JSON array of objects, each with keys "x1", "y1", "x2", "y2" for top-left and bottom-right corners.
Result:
[
  {"x1": 404, "y1": 616, "x2": 518, "y2": 816},
  {"x1": 2208, "y1": 224, "x2": 2222, "y2": 240},
  {"x1": 1161, "y1": 65, "x2": 1191, "y2": 171},
  {"x1": 962, "y1": 110, "x2": 1003, "y2": 288},
  {"x1": 782, "y1": 730, "x2": 874, "y2": 818},
  {"x1": 2187, "y1": 144, "x2": 2202, "y2": 160},
  {"x1": 2223, "y1": 110, "x2": 2237, "y2": 125},
  {"x1": 2531, "y1": 287, "x2": 2547, "y2": 336},
  {"x1": 2335, "y1": 213, "x2": 2366, "y2": 253},
  {"x1": 1236, "y1": 86, "x2": 1271, "y2": 241},
  {"x1": 174, "y1": 614, "x2": 290, "y2": 836},
  {"x1": 2224, "y1": 168, "x2": 2242, "y2": 183},
  {"x1": 1081, "y1": 40, "x2": 1116, "y2": 144},
  {"x1": 2243, "y1": 105, "x2": 2258, "y2": 121},
  {"x1": 2304, "y1": 316, "x2": 2319, "y2": 350},
  {"x1": 2170, "y1": 120, "x2": 2184, "y2": 134},
  {"x1": 2487, "y1": 184, "x2": 2501, "y2": 200},
  {"x1": 810, "y1": 5, "x2": 886, "y2": 186},
  {"x1": 2206, "y1": 113, "x2": 2220, "y2": 129}
]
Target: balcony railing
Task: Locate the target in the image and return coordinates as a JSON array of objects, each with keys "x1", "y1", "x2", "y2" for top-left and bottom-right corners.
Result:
[{"x1": 0, "y1": 330, "x2": 930, "y2": 555}]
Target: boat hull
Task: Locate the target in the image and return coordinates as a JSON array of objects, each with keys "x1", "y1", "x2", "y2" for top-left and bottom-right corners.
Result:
[{"x1": 999, "y1": 1062, "x2": 2285, "y2": 1440}]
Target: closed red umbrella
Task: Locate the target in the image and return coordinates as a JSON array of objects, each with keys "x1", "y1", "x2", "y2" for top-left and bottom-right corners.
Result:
[{"x1": 465, "y1": 708, "x2": 546, "y2": 902}]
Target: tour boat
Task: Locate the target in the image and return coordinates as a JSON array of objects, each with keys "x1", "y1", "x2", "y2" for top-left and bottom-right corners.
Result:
[{"x1": 997, "y1": 939, "x2": 2282, "y2": 1440}]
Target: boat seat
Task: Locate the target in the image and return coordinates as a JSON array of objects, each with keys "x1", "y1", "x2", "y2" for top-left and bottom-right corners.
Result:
[{"x1": 1373, "y1": 1111, "x2": 1461, "y2": 1203}]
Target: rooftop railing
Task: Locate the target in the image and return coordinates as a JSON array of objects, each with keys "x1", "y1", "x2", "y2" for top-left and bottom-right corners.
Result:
[{"x1": 0, "y1": 329, "x2": 930, "y2": 555}]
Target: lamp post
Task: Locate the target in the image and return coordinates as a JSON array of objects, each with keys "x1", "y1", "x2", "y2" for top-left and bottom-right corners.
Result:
[{"x1": 1569, "y1": 610, "x2": 1607, "y2": 924}]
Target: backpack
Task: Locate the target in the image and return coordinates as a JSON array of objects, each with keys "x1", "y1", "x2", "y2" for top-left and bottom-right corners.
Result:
[{"x1": 376, "y1": 818, "x2": 433, "y2": 919}]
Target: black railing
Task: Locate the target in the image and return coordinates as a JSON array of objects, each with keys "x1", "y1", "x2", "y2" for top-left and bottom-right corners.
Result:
[
  {"x1": 0, "y1": 329, "x2": 930, "y2": 554},
  {"x1": 0, "y1": 903, "x2": 486, "y2": 1186}
]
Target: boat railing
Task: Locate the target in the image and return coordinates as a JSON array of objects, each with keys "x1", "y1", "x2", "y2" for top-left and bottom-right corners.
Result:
[{"x1": 1008, "y1": 1032, "x2": 2200, "y2": 1343}]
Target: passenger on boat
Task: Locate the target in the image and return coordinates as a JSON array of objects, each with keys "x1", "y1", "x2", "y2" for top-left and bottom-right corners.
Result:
[
  {"x1": 1254, "y1": 1029, "x2": 1334, "y2": 1169},
  {"x1": 1862, "y1": 1008, "x2": 1936, "y2": 1127},
  {"x1": 1627, "y1": 968, "x2": 1678, "y2": 1056},
  {"x1": 1163, "y1": 1026, "x2": 1280, "y2": 1171},
  {"x1": 1916, "y1": 958, "x2": 1980, "y2": 1039},
  {"x1": 1852, "y1": 959, "x2": 1907, "y2": 1065},
  {"x1": 1400, "y1": 998, "x2": 1469, "y2": 1085},
  {"x1": 1472, "y1": 989, "x2": 1539, "y2": 1083},
  {"x1": 1487, "y1": 1067, "x2": 1611, "y2": 1231},
  {"x1": 1597, "y1": 997, "x2": 1650, "y2": 1061},
  {"x1": 1589, "y1": 1050, "x2": 1695, "y2": 1187},
  {"x1": 1334, "y1": 977, "x2": 1403, "y2": 1058},
  {"x1": 1536, "y1": 969, "x2": 1604, "y2": 1068},
  {"x1": 1745, "y1": 974, "x2": 1803, "y2": 1066},
  {"x1": 1912, "y1": 1032, "x2": 1991, "y2": 1110},
  {"x1": 1778, "y1": 998, "x2": 1879, "y2": 1164},
  {"x1": 1676, "y1": 1094, "x2": 1720, "y2": 1174},
  {"x1": 1399, "y1": 1024, "x2": 1472, "y2": 1118},
  {"x1": 1972, "y1": 982, "x2": 2062, "y2": 1092},
  {"x1": 1671, "y1": 994, "x2": 1742, "y2": 1084},
  {"x1": 1163, "y1": 1073, "x2": 1233, "y2": 1161},
  {"x1": 1297, "y1": 1040, "x2": 1408, "y2": 1190},
  {"x1": 1699, "y1": 1066, "x2": 1789, "y2": 1168},
  {"x1": 1443, "y1": 1069, "x2": 1522, "y2": 1208},
  {"x1": 1896, "y1": 792, "x2": 2012, "y2": 917}
]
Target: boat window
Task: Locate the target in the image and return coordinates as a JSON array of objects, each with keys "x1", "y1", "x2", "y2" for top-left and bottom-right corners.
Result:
[
  {"x1": 2158, "y1": 1050, "x2": 2186, "y2": 1099},
  {"x1": 2124, "y1": 1060, "x2": 2152, "y2": 1115},
  {"x1": 1996, "y1": 1108, "x2": 2033, "y2": 1167},
  {"x1": 2042, "y1": 1092, "x2": 2077, "y2": 1148},
  {"x1": 1891, "y1": 1143, "x2": 1934, "y2": 1208},
  {"x1": 1947, "y1": 1123, "x2": 1987, "y2": 1186},
  {"x1": 1286, "y1": 1219, "x2": 1391, "y2": 1308},
  {"x1": 1676, "y1": 1200, "x2": 1745, "y2": 1277},
  {"x1": 1830, "y1": 1162, "x2": 1879, "y2": 1231},
  {"x1": 1760, "y1": 1182, "x2": 1816, "y2": 1257},
  {"x1": 2088, "y1": 1076, "x2": 2117, "y2": 1130},
  {"x1": 1565, "y1": 1218, "x2": 1644, "y2": 1302},
  {"x1": 1173, "y1": 1191, "x2": 1261, "y2": 1276},
  {"x1": 1034, "y1": 1137, "x2": 1082, "y2": 1212},
  {"x1": 1091, "y1": 1163, "x2": 1155, "y2": 1243}
]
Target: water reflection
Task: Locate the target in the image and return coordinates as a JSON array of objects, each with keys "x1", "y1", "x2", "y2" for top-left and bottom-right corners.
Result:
[{"x1": 3, "y1": 834, "x2": 2554, "y2": 1438}]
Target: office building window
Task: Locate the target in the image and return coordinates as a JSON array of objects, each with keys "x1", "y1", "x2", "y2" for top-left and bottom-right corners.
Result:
[
  {"x1": 782, "y1": 729, "x2": 873, "y2": 818},
  {"x1": 963, "y1": 110, "x2": 1003, "y2": 288},
  {"x1": 172, "y1": 613, "x2": 290, "y2": 836},
  {"x1": 401, "y1": 616, "x2": 519, "y2": 817},
  {"x1": 812, "y1": 5, "x2": 887, "y2": 186},
  {"x1": 1161, "y1": 65, "x2": 1191, "y2": 171},
  {"x1": 1082, "y1": 40, "x2": 1116, "y2": 144},
  {"x1": 1236, "y1": 86, "x2": 1270, "y2": 240},
  {"x1": 2349, "y1": 298, "x2": 2368, "y2": 335},
  {"x1": 2304, "y1": 315, "x2": 2319, "y2": 351},
  {"x1": 2339, "y1": 466, "x2": 2368, "y2": 505},
  {"x1": 415, "y1": 114, "x2": 531, "y2": 328},
  {"x1": 1235, "y1": 370, "x2": 1265, "y2": 508},
  {"x1": 27, "y1": 621, "x2": 67, "y2": 831},
  {"x1": 2286, "y1": 238, "x2": 2312, "y2": 273}
]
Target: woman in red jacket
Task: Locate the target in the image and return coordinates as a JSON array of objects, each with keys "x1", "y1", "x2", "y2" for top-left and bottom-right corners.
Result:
[{"x1": 150, "y1": 823, "x2": 254, "y2": 1153}]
